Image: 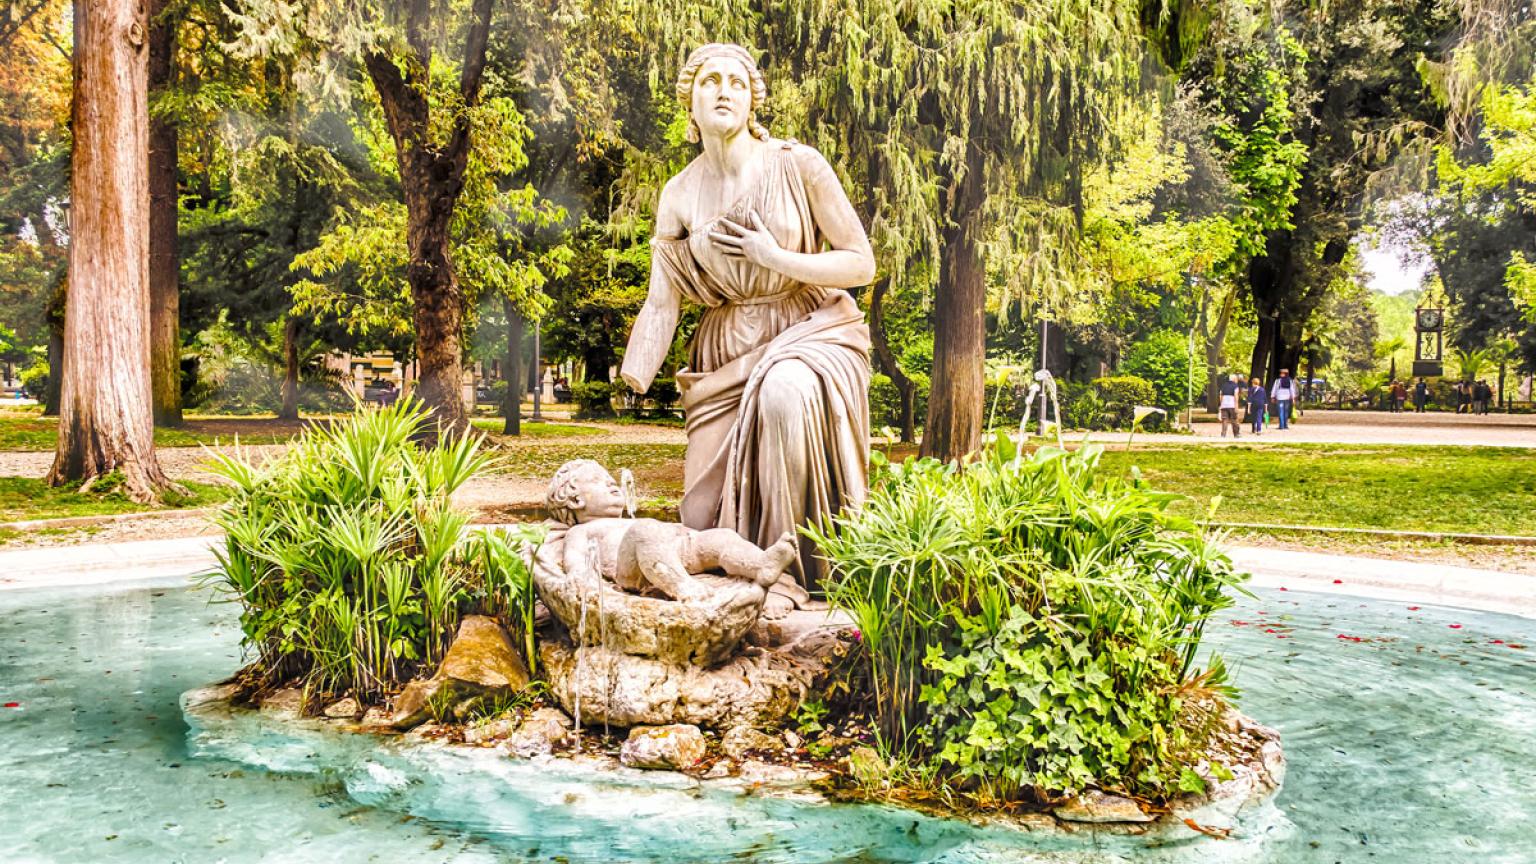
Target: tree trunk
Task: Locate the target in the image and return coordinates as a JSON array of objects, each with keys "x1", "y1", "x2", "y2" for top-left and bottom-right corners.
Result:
[
  {"x1": 278, "y1": 316, "x2": 299, "y2": 420},
  {"x1": 43, "y1": 281, "x2": 65, "y2": 416},
  {"x1": 1041, "y1": 320, "x2": 1068, "y2": 379},
  {"x1": 502, "y1": 297, "x2": 523, "y2": 435},
  {"x1": 362, "y1": 0, "x2": 492, "y2": 438},
  {"x1": 147, "y1": 0, "x2": 180, "y2": 426},
  {"x1": 48, "y1": 0, "x2": 174, "y2": 503},
  {"x1": 868, "y1": 277, "x2": 915, "y2": 442},
  {"x1": 922, "y1": 149, "x2": 987, "y2": 462},
  {"x1": 1203, "y1": 288, "x2": 1234, "y2": 412}
]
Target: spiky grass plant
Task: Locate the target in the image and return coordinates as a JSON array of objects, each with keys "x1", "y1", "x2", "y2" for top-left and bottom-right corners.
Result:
[
  {"x1": 807, "y1": 439, "x2": 1246, "y2": 801},
  {"x1": 203, "y1": 399, "x2": 542, "y2": 702}
]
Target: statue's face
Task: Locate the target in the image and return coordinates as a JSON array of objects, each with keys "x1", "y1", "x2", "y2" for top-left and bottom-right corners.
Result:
[
  {"x1": 691, "y1": 55, "x2": 753, "y2": 140},
  {"x1": 572, "y1": 464, "x2": 627, "y2": 521}
]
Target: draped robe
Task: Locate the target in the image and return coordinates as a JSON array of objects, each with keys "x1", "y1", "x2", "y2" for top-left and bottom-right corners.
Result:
[{"x1": 649, "y1": 140, "x2": 871, "y2": 604}]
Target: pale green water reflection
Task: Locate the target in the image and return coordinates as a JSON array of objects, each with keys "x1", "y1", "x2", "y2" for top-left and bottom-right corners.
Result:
[{"x1": 1, "y1": 579, "x2": 1532, "y2": 862}]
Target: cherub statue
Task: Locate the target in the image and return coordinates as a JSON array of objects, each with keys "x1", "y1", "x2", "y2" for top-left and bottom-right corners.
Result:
[{"x1": 545, "y1": 459, "x2": 798, "y2": 607}]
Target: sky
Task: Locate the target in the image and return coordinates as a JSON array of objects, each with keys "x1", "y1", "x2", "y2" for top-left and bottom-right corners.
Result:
[{"x1": 1359, "y1": 239, "x2": 1432, "y2": 295}]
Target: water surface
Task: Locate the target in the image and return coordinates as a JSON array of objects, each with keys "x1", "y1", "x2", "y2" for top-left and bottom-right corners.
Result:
[{"x1": 2, "y1": 579, "x2": 1532, "y2": 862}]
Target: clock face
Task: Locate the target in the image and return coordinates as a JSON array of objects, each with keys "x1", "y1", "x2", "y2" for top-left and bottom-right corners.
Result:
[{"x1": 1417, "y1": 308, "x2": 1443, "y2": 331}]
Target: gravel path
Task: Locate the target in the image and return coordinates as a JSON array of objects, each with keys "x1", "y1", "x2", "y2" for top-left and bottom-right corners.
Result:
[{"x1": 1082, "y1": 409, "x2": 1536, "y2": 448}]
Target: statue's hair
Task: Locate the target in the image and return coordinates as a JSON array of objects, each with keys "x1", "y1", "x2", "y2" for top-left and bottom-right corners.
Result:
[
  {"x1": 675, "y1": 43, "x2": 769, "y2": 144},
  {"x1": 545, "y1": 459, "x2": 612, "y2": 526}
]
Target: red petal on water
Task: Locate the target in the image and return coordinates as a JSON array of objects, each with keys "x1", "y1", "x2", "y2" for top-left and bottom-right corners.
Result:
[
  {"x1": 1407, "y1": 606, "x2": 1421, "y2": 611},
  {"x1": 1279, "y1": 587, "x2": 1289, "y2": 591},
  {"x1": 1332, "y1": 579, "x2": 1343, "y2": 584},
  {"x1": 2, "y1": 702, "x2": 18, "y2": 708},
  {"x1": 1449, "y1": 624, "x2": 1463, "y2": 629},
  {"x1": 1491, "y1": 639, "x2": 1506, "y2": 645}
]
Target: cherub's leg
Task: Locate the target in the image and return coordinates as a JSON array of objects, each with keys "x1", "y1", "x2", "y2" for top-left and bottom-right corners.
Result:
[
  {"x1": 681, "y1": 529, "x2": 799, "y2": 589},
  {"x1": 617, "y1": 521, "x2": 714, "y2": 602}
]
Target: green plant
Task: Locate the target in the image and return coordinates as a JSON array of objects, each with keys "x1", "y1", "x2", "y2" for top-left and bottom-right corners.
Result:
[
  {"x1": 794, "y1": 697, "x2": 830, "y2": 737},
  {"x1": 1120, "y1": 331, "x2": 1206, "y2": 416},
  {"x1": 1092, "y1": 375, "x2": 1158, "y2": 429},
  {"x1": 807, "y1": 442, "x2": 1245, "y2": 802},
  {"x1": 571, "y1": 381, "x2": 615, "y2": 419},
  {"x1": 202, "y1": 398, "x2": 544, "y2": 702}
]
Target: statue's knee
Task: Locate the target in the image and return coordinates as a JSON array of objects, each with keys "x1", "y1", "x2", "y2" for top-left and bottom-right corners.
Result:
[{"x1": 759, "y1": 360, "x2": 819, "y2": 428}]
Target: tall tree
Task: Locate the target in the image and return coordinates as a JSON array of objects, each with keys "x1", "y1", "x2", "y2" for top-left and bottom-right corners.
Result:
[
  {"x1": 48, "y1": 0, "x2": 174, "y2": 502},
  {"x1": 147, "y1": 0, "x2": 181, "y2": 425},
  {"x1": 360, "y1": 0, "x2": 495, "y2": 434}
]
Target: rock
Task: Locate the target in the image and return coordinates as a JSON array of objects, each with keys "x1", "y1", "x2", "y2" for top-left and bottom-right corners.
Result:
[
  {"x1": 737, "y1": 759, "x2": 829, "y2": 787},
  {"x1": 703, "y1": 760, "x2": 733, "y2": 779},
  {"x1": 439, "y1": 616, "x2": 530, "y2": 692},
  {"x1": 540, "y1": 640, "x2": 823, "y2": 729},
  {"x1": 620, "y1": 724, "x2": 707, "y2": 770},
  {"x1": 387, "y1": 677, "x2": 450, "y2": 730},
  {"x1": 1054, "y1": 790, "x2": 1153, "y2": 824},
  {"x1": 1260, "y1": 739, "x2": 1286, "y2": 785},
  {"x1": 846, "y1": 746, "x2": 887, "y2": 788},
  {"x1": 503, "y1": 707, "x2": 573, "y2": 758},
  {"x1": 387, "y1": 616, "x2": 530, "y2": 730},
  {"x1": 464, "y1": 717, "x2": 517, "y2": 745},
  {"x1": 721, "y1": 726, "x2": 781, "y2": 759},
  {"x1": 258, "y1": 688, "x2": 305, "y2": 720},
  {"x1": 358, "y1": 706, "x2": 394, "y2": 729},
  {"x1": 323, "y1": 697, "x2": 361, "y2": 720},
  {"x1": 782, "y1": 730, "x2": 803, "y2": 749}
]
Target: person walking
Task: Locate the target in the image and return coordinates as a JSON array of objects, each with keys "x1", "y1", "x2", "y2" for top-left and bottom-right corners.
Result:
[
  {"x1": 1455, "y1": 381, "x2": 1469, "y2": 414},
  {"x1": 1391, "y1": 380, "x2": 1407, "y2": 413},
  {"x1": 1270, "y1": 368, "x2": 1296, "y2": 429},
  {"x1": 1219, "y1": 373, "x2": 1242, "y2": 438},
  {"x1": 1248, "y1": 376, "x2": 1268, "y2": 434},
  {"x1": 1476, "y1": 379, "x2": 1492, "y2": 414},
  {"x1": 1413, "y1": 377, "x2": 1428, "y2": 412}
]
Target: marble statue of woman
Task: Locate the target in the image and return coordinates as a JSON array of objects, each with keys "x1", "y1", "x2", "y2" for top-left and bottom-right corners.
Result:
[{"x1": 620, "y1": 43, "x2": 875, "y2": 615}]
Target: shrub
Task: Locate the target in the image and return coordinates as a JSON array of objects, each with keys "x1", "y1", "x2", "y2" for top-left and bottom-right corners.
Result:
[
  {"x1": 647, "y1": 377, "x2": 681, "y2": 417},
  {"x1": 19, "y1": 359, "x2": 48, "y2": 400},
  {"x1": 1120, "y1": 331, "x2": 1206, "y2": 416},
  {"x1": 203, "y1": 399, "x2": 543, "y2": 701},
  {"x1": 571, "y1": 381, "x2": 615, "y2": 419},
  {"x1": 1092, "y1": 375, "x2": 1158, "y2": 429},
  {"x1": 1061, "y1": 382, "x2": 1108, "y2": 430},
  {"x1": 807, "y1": 442, "x2": 1243, "y2": 801}
]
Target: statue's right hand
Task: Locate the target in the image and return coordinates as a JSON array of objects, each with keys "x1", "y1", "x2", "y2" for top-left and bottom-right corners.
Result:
[{"x1": 620, "y1": 370, "x2": 650, "y2": 395}]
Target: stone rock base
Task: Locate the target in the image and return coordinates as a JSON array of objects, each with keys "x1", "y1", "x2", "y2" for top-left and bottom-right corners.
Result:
[{"x1": 539, "y1": 608, "x2": 852, "y2": 729}]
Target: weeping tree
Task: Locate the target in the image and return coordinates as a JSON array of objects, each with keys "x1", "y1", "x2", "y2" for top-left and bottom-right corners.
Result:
[
  {"x1": 49, "y1": 0, "x2": 176, "y2": 502},
  {"x1": 641, "y1": 1, "x2": 1151, "y2": 461}
]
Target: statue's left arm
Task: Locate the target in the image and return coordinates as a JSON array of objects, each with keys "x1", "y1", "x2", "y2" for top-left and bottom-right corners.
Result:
[{"x1": 711, "y1": 146, "x2": 876, "y2": 288}]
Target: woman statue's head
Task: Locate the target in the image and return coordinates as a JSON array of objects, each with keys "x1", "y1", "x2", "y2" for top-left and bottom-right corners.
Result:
[{"x1": 676, "y1": 43, "x2": 769, "y2": 144}]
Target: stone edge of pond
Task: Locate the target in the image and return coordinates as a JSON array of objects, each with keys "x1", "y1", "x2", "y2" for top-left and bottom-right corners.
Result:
[{"x1": 181, "y1": 682, "x2": 1286, "y2": 844}]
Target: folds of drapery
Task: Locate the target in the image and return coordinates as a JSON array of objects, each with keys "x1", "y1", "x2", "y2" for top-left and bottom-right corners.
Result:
[{"x1": 677, "y1": 291, "x2": 870, "y2": 600}]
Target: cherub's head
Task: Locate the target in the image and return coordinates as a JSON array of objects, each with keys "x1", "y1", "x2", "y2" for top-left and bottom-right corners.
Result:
[{"x1": 545, "y1": 459, "x2": 627, "y2": 526}]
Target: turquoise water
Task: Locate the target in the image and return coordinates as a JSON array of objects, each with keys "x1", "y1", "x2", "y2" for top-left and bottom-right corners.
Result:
[{"x1": 2, "y1": 578, "x2": 1534, "y2": 862}]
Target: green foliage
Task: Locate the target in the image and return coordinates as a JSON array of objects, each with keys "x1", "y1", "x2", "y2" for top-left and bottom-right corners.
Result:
[
  {"x1": 1091, "y1": 375, "x2": 1159, "y2": 429},
  {"x1": 203, "y1": 399, "x2": 543, "y2": 700},
  {"x1": 1121, "y1": 332, "x2": 1205, "y2": 415},
  {"x1": 807, "y1": 444, "x2": 1244, "y2": 801},
  {"x1": 570, "y1": 381, "x2": 615, "y2": 419},
  {"x1": 870, "y1": 371, "x2": 931, "y2": 430},
  {"x1": 18, "y1": 358, "x2": 48, "y2": 401}
]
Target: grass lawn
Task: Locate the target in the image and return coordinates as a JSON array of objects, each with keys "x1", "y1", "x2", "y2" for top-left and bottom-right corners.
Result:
[
  {"x1": 470, "y1": 419, "x2": 604, "y2": 439},
  {"x1": 1095, "y1": 444, "x2": 1536, "y2": 536},
  {"x1": 0, "y1": 411, "x2": 302, "y2": 451},
  {"x1": 0, "y1": 476, "x2": 230, "y2": 523}
]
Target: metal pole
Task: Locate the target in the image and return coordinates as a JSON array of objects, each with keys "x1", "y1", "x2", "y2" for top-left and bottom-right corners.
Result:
[
  {"x1": 530, "y1": 318, "x2": 545, "y2": 423},
  {"x1": 1038, "y1": 317, "x2": 1048, "y2": 435}
]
